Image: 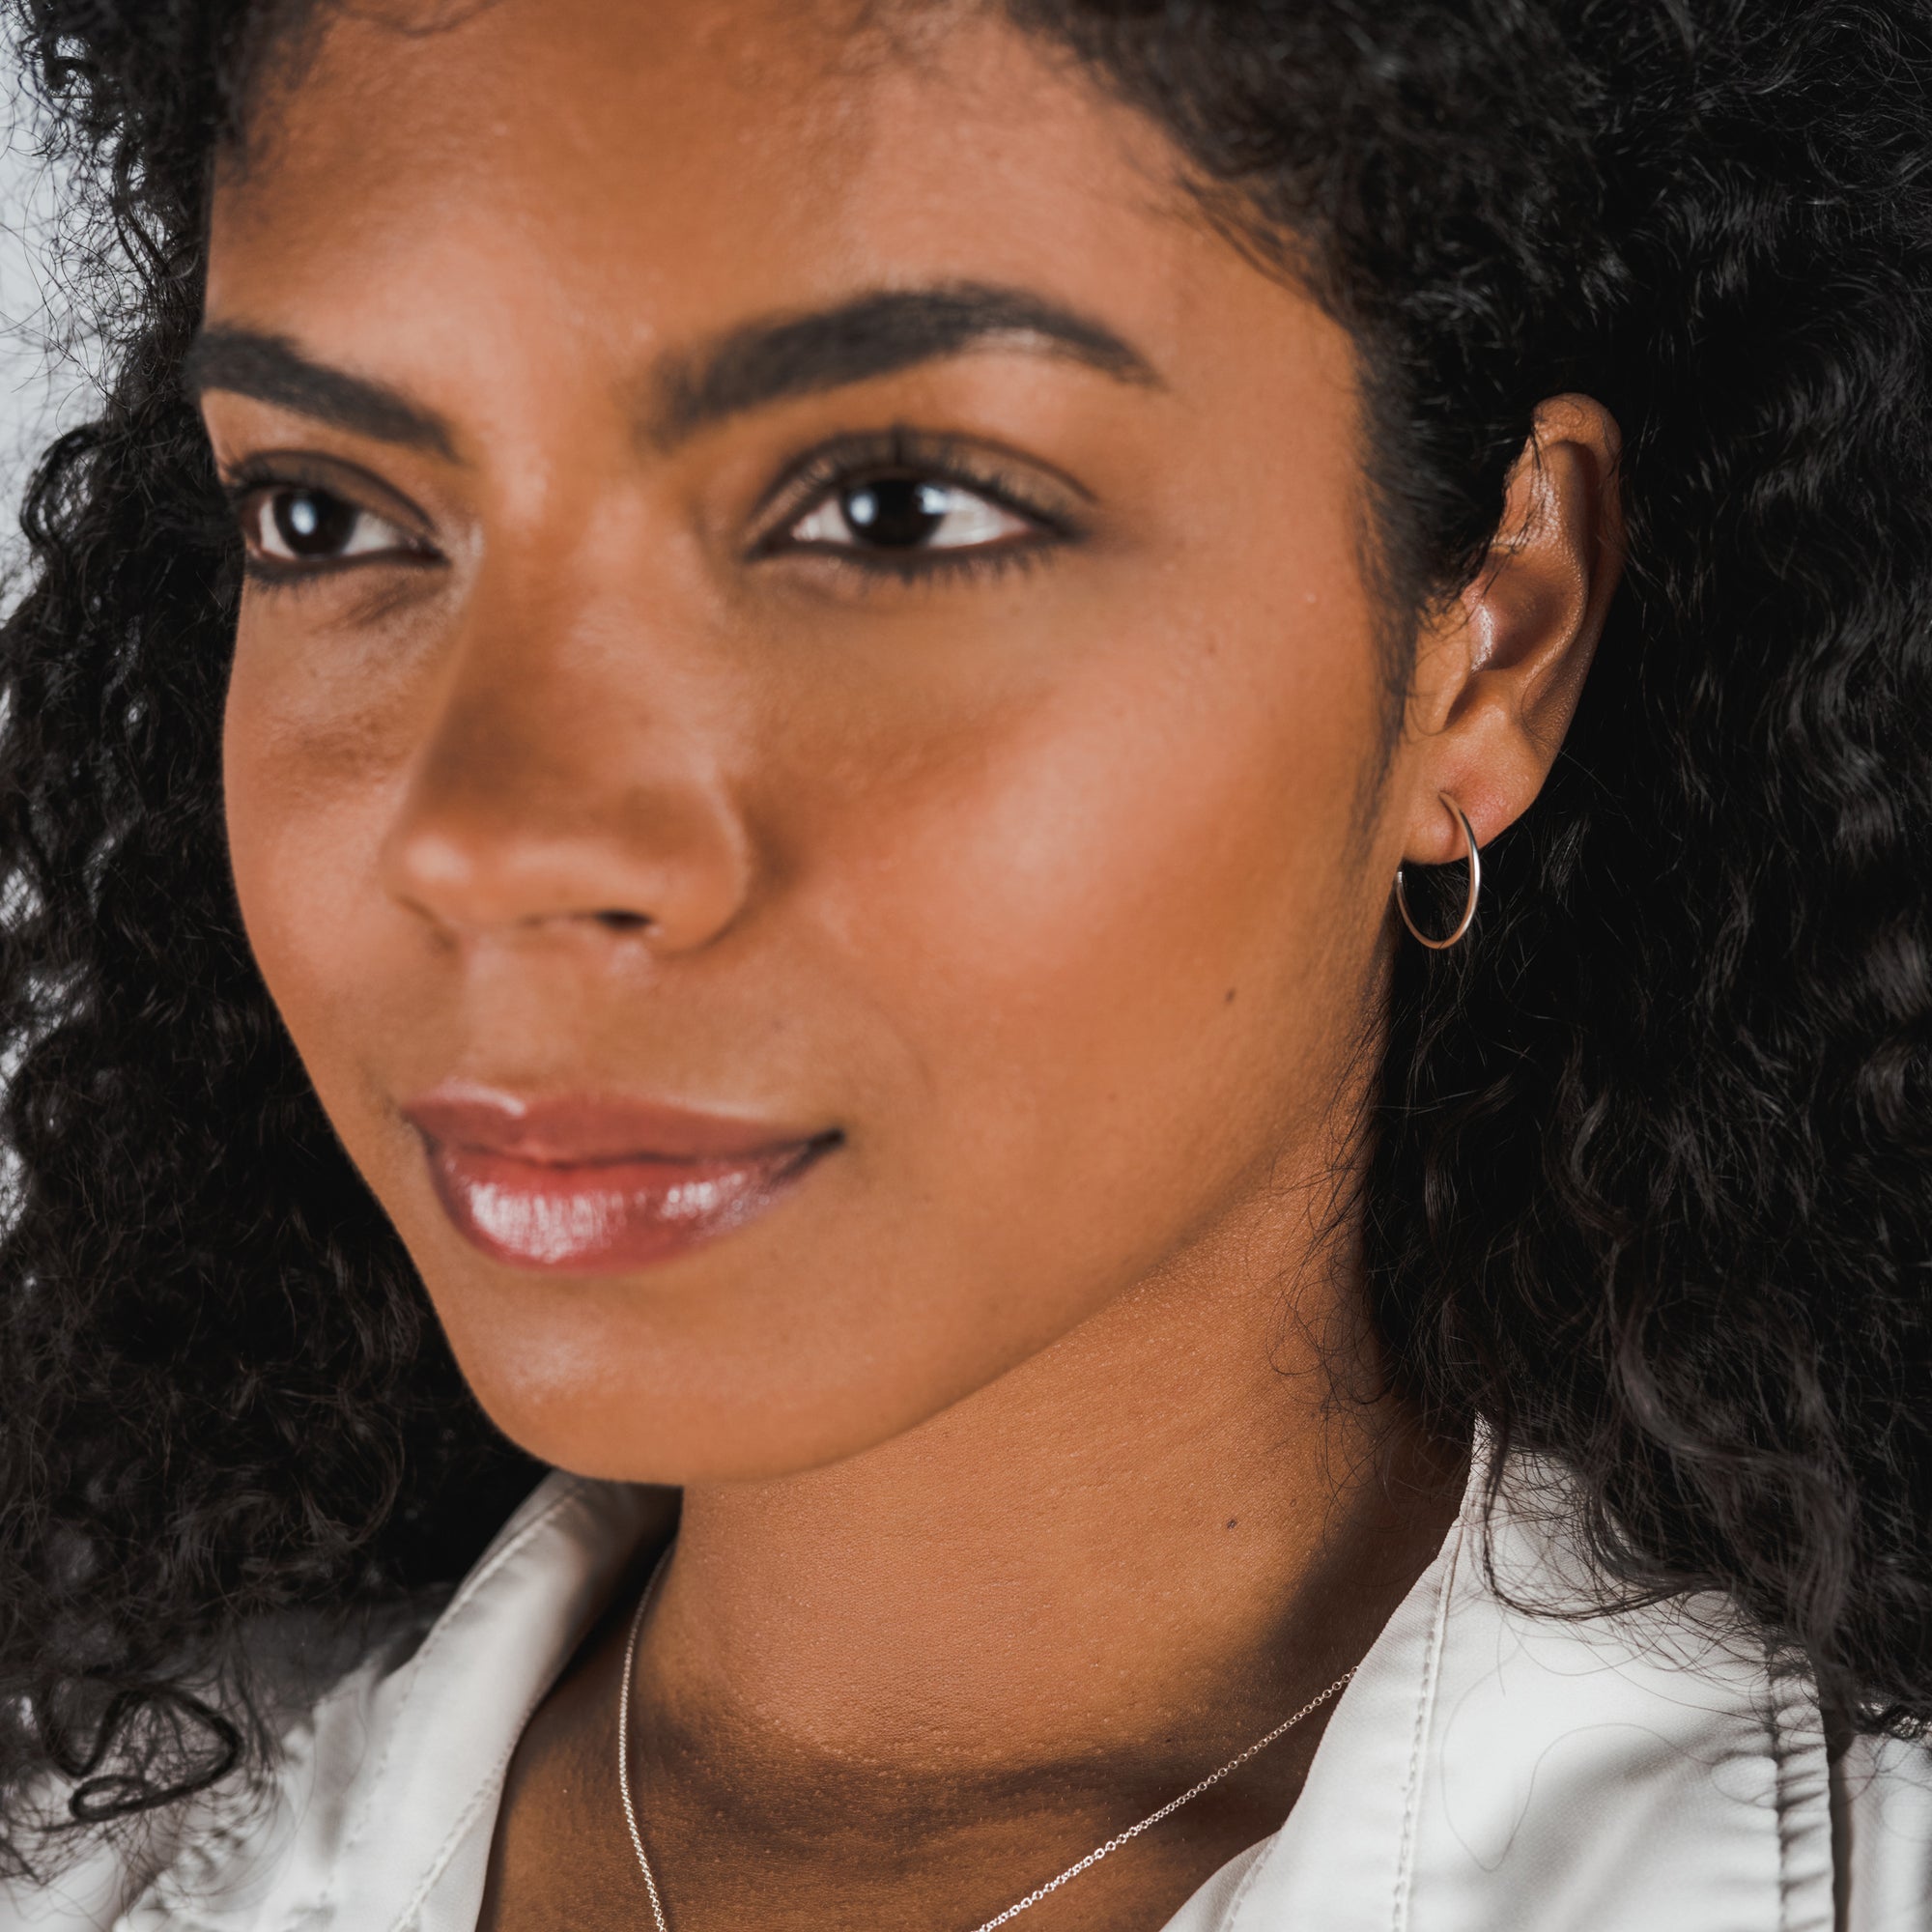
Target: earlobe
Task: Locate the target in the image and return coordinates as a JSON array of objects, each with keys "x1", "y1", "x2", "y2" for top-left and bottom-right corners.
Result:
[{"x1": 1400, "y1": 393, "x2": 1625, "y2": 866}]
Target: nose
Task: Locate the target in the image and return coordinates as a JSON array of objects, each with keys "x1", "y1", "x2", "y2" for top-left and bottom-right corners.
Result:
[{"x1": 380, "y1": 595, "x2": 753, "y2": 954}]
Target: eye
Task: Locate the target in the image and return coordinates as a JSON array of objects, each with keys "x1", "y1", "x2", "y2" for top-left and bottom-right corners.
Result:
[
  {"x1": 750, "y1": 430, "x2": 1086, "y2": 581},
  {"x1": 237, "y1": 484, "x2": 419, "y2": 569},
  {"x1": 785, "y1": 474, "x2": 1037, "y2": 554}
]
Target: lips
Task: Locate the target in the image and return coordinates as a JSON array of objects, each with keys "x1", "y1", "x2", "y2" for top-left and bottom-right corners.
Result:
[{"x1": 403, "y1": 1087, "x2": 836, "y2": 1274}]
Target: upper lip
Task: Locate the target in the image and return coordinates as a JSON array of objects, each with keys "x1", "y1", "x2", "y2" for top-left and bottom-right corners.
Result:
[{"x1": 401, "y1": 1083, "x2": 831, "y2": 1166}]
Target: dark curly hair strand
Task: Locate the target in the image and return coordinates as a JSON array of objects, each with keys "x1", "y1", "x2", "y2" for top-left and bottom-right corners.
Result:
[{"x1": 1, "y1": 0, "x2": 1929, "y2": 1866}]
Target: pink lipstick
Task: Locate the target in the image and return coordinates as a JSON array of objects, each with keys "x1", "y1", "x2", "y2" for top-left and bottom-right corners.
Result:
[{"x1": 403, "y1": 1087, "x2": 836, "y2": 1274}]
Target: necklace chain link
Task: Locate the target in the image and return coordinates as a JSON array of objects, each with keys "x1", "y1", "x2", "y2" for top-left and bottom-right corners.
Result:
[{"x1": 615, "y1": 1546, "x2": 1354, "y2": 1932}]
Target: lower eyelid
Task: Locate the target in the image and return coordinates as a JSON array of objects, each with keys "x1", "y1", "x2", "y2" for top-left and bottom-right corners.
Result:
[{"x1": 785, "y1": 539, "x2": 1060, "y2": 591}]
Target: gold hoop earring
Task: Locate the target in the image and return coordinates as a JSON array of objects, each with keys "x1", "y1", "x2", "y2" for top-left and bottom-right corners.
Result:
[{"x1": 1395, "y1": 795, "x2": 1481, "y2": 951}]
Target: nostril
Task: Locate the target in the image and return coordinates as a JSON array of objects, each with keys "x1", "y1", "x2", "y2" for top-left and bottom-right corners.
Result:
[{"x1": 593, "y1": 909, "x2": 653, "y2": 934}]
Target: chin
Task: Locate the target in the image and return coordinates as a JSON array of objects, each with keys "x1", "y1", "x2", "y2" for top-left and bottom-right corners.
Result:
[{"x1": 422, "y1": 1273, "x2": 981, "y2": 1486}]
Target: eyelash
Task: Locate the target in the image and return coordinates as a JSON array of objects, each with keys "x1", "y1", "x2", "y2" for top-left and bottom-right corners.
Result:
[
  {"x1": 220, "y1": 428, "x2": 1081, "y2": 592},
  {"x1": 220, "y1": 459, "x2": 434, "y2": 589},
  {"x1": 750, "y1": 428, "x2": 1081, "y2": 584}
]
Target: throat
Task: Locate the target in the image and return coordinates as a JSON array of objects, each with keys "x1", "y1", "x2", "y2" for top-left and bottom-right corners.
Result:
[
  {"x1": 482, "y1": 1251, "x2": 1463, "y2": 1932},
  {"x1": 652, "y1": 1285, "x2": 1460, "y2": 1788}
]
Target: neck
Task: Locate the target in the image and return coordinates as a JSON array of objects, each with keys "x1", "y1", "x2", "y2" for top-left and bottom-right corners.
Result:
[{"x1": 653, "y1": 1192, "x2": 1463, "y2": 1787}]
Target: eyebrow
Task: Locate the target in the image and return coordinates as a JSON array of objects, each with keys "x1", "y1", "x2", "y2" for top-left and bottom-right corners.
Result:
[
  {"x1": 183, "y1": 327, "x2": 458, "y2": 460},
  {"x1": 647, "y1": 282, "x2": 1159, "y2": 448},
  {"x1": 183, "y1": 283, "x2": 1157, "y2": 463}
]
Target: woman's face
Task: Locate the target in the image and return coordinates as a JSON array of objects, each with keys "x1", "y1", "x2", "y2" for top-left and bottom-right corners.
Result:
[{"x1": 201, "y1": 0, "x2": 1417, "y2": 1481}]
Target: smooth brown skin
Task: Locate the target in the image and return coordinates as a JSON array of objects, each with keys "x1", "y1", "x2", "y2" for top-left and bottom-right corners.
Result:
[{"x1": 198, "y1": 3, "x2": 1624, "y2": 1928}]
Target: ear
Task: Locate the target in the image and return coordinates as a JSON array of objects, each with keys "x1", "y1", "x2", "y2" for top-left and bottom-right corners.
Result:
[{"x1": 1398, "y1": 394, "x2": 1625, "y2": 865}]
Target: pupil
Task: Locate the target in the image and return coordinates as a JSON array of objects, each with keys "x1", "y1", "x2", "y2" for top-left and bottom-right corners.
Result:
[
  {"x1": 842, "y1": 477, "x2": 950, "y2": 548},
  {"x1": 272, "y1": 490, "x2": 356, "y2": 557}
]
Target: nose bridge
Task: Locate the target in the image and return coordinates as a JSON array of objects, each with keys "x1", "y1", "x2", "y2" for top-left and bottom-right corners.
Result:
[{"x1": 382, "y1": 544, "x2": 753, "y2": 949}]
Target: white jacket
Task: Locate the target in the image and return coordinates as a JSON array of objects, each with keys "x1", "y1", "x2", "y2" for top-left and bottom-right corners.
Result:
[{"x1": 5, "y1": 1464, "x2": 1929, "y2": 1931}]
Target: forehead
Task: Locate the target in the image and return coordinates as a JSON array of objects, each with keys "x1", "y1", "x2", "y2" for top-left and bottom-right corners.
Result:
[{"x1": 209, "y1": 0, "x2": 1209, "y2": 361}]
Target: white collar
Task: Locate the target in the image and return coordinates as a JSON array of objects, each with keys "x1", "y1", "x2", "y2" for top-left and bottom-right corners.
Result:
[
  {"x1": 1169, "y1": 1469, "x2": 1836, "y2": 1932},
  {"x1": 39, "y1": 1463, "x2": 1895, "y2": 1932}
]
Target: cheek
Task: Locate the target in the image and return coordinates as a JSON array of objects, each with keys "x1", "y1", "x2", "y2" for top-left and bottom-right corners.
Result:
[
  {"x1": 221, "y1": 615, "x2": 414, "y2": 1120},
  {"x1": 797, "y1": 581, "x2": 1390, "y2": 1294},
  {"x1": 224, "y1": 636, "x2": 315, "y2": 1023}
]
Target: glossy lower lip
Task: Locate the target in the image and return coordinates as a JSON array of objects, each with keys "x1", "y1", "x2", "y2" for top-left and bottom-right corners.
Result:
[{"x1": 402, "y1": 1089, "x2": 836, "y2": 1274}]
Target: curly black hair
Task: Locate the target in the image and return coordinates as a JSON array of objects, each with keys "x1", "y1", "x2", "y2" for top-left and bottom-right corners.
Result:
[{"x1": 2, "y1": 0, "x2": 1929, "y2": 1868}]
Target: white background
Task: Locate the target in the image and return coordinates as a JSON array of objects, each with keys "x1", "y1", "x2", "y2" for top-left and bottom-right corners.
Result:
[{"x1": 0, "y1": 57, "x2": 95, "y2": 575}]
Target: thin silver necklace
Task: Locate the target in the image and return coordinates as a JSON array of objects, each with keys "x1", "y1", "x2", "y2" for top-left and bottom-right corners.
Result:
[{"x1": 615, "y1": 1545, "x2": 1355, "y2": 1932}]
